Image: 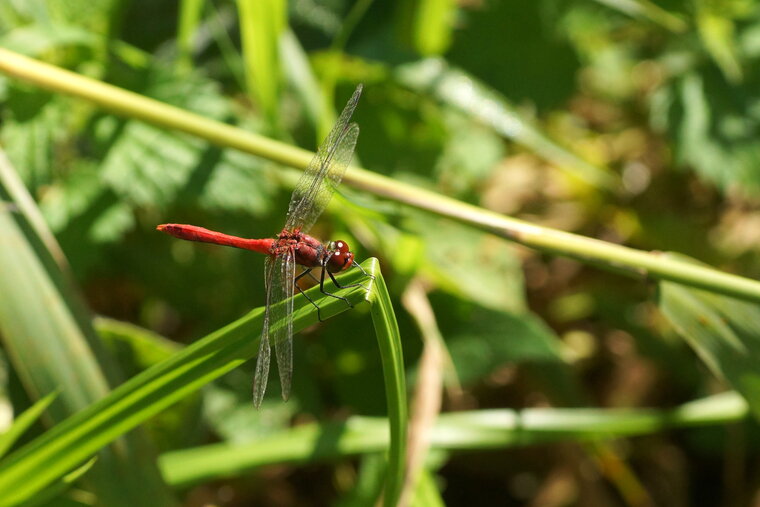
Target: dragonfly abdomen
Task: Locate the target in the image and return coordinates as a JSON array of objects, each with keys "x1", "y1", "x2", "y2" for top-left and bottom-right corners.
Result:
[{"x1": 157, "y1": 224, "x2": 273, "y2": 254}]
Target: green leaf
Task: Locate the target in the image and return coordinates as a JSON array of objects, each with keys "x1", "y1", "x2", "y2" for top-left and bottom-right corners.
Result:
[
  {"x1": 432, "y1": 294, "x2": 564, "y2": 386},
  {"x1": 99, "y1": 120, "x2": 209, "y2": 207},
  {"x1": 95, "y1": 318, "x2": 204, "y2": 452},
  {"x1": 367, "y1": 267, "x2": 408, "y2": 507},
  {"x1": 411, "y1": 469, "x2": 445, "y2": 507},
  {"x1": 434, "y1": 110, "x2": 505, "y2": 196},
  {"x1": 0, "y1": 88, "x2": 68, "y2": 188},
  {"x1": 177, "y1": 0, "x2": 206, "y2": 70},
  {"x1": 202, "y1": 382, "x2": 296, "y2": 443},
  {"x1": 396, "y1": 59, "x2": 617, "y2": 189},
  {"x1": 95, "y1": 317, "x2": 181, "y2": 369},
  {"x1": 654, "y1": 70, "x2": 760, "y2": 193},
  {"x1": 397, "y1": 0, "x2": 456, "y2": 56},
  {"x1": 195, "y1": 147, "x2": 277, "y2": 214},
  {"x1": 0, "y1": 24, "x2": 97, "y2": 56},
  {"x1": 20, "y1": 457, "x2": 97, "y2": 507},
  {"x1": 94, "y1": 65, "x2": 274, "y2": 217},
  {"x1": 0, "y1": 260, "x2": 397, "y2": 506},
  {"x1": 0, "y1": 151, "x2": 176, "y2": 506},
  {"x1": 658, "y1": 276, "x2": 760, "y2": 420},
  {"x1": 157, "y1": 392, "x2": 747, "y2": 486},
  {"x1": 413, "y1": 217, "x2": 525, "y2": 313},
  {"x1": 236, "y1": 0, "x2": 285, "y2": 125},
  {"x1": 44, "y1": 0, "x2": 117, "y2": 35},
  {"x1": 0, "y1": 391, "x2": 58, "y2": 458},
  {"x1": 592, "y1": 0, "x2": 686, "y2": 32},
  {"x1": 40, "y1": 163, "x2": 132, "y2": 238},
  {"x1": 337, "y1": 454, "x2": 387, "y2": 507},
  {"x1": 696, "y1": 6, "x2": 742, "y2": 82}
]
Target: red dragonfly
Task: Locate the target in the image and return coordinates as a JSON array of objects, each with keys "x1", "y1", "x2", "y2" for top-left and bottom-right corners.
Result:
[{"x1": 158, "y1": 85, "x2": 365, "y2": 407}]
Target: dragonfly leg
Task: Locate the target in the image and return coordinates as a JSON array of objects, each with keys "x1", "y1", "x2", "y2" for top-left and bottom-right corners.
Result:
[
  {"x1": 352, "y1": 260, "x2": 375, "y2": 280},
  {"x1": 295, "y1": 268, "x2": 325, "y2": 321},
  {"x1": 327, "y1": 269, "x2": 365, "y2": 292},
  {"x1": 318, "y1": 262, "x2": 354, "y2": 309},
  {"x1": 326, "y1": 260, "x2": 373, "y2": 291},
  {"x1": 344, "y1": 261, "x2": 374, "y2": 291}
]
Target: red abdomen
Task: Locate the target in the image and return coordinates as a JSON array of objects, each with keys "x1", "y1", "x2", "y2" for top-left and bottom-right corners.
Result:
[{"x1": 157, "y1": 224, "x2": 274, "y2": 255}]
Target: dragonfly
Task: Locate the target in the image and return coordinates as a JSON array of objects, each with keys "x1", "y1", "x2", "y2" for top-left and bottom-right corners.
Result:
[{"x1": 158, "y1": 84, "x2": 366, "y2": 407}]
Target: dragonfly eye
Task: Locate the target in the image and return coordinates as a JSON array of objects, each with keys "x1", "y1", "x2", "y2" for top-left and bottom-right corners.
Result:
[
  {"x1": 327, "y1": 241, "x2": 354, "y2": 272},
  {"x1": 334, "y1": 241, "x2": 349, "y2": 254}
]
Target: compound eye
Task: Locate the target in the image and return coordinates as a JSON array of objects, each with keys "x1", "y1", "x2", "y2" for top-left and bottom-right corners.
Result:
[
  {"x1": 328, "y1": 241, "x2": 353, "y2": 272},
  {"x1": 333, "y1": 241, "x2": 350, "y2": 256}
]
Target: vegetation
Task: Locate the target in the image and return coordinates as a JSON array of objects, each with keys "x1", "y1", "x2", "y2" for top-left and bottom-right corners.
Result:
[{"x1": 1, "y1": 0, "x2": 760, "y2": 505}]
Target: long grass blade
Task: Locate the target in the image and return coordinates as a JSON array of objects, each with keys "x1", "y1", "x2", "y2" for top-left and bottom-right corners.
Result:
[
  {"x1": 0, "y1": 150, "x2": 176, "y2": 506},
  {"x1": 658, "y1": 255, "x2": 760, "y2": 420},
  {"x1": 368, "y1": 263, "x2": 408, "y2": 506},
  {"x1": 158, "y1": 391, "x2": 746, "y2": 487},
  {"x1": 2, "y1": 49, "x2": 757, "y2": 303},
  {"x1": 0, "y1": 391, "x2": 58, "y2": 458},
  {"x1": 236, "y1": 0, "x2": 285, "y2": 126},
  {"x1": 177, "y1": 0, "x2": 205, "y2": 70},
  {"x1": 0, "y1": 260, "x2": 375, "y2": 506}
]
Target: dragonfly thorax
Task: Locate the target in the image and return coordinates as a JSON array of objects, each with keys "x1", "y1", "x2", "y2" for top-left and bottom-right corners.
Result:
[{"x1": 277, "y1": 230, "x2": 353, "y2": 272}]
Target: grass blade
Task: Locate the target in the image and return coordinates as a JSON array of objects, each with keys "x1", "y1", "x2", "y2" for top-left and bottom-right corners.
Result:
[
  {"x1": 158, "y1": 391, "x2": 746, "y2": 486},
  {"x1": 395, "y1": 58, "x2": 618, "y2": 190},
  {"x1": 0, "y1": 391, "x2": 58, "y2": 458},
  {"x1": 0, "y1": 260, "x2": 377, "y2": 506},
  {"x1": 659, "y1": 272, "x2": 760, "y2": 419},
  {"x1": 177, "y1": 0, "x2": 205, "y2": 70},
  {"x1": 0, "y1": 151, "x2": 175, "y2": 506},
  {"x1": 236, "y1": 0, "x2": 285, "y2": 126},
  {"x1": 411, "y1": 469, "x2": 445, "y2": 507},
  {"x1": 3, "y1": 49, "x2": 757, "y2": 304},
  {"x1": 21, "y1": 458, "x2": 97, "y2": 507},
  {"x1": 367, "y1": 263, "x2": 408, "y2": 506}
]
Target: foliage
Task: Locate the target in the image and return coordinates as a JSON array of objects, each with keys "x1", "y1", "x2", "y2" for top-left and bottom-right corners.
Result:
[{"x1": 2, "y1": 0, "x2": 760, "y2": 505}]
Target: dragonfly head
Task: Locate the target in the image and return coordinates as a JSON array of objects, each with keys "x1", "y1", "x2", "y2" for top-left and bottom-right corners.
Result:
[{"x1": 326, "y1": 240, "x2": 354, "y2": 272}]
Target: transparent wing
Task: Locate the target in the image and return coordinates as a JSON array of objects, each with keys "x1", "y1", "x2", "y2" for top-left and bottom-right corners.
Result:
[
  {"x1": 253, "y1": 255, "x2": 278, "y2": 407},
  {"x1": 273, "y1": 251, "x2": 296, "y2": 401},
  {"x1": 284, "y1": 85, "x2": 362, "y2": 233},
  {"x1": 252, "y1": 252, "x2": 296, "y2": 407}
]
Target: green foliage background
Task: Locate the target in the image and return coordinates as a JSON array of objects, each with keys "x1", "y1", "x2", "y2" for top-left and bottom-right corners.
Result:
[{"x1": 2, "y1": 0, "x2": 760, "y2": 505}]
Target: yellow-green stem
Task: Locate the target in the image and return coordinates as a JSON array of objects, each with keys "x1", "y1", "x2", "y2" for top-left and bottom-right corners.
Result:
[{"x1": 1, "y1": 48, "x2": 759, "y2": 302}]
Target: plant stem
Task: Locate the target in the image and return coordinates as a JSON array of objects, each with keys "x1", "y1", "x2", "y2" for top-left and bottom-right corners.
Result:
[{"x1": 1, "y1": 48, "x2": 758, "y2": 302}]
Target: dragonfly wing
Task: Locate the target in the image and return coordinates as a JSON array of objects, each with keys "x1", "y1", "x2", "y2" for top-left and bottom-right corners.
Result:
[
  {"x1": 273, "y1": 252, "x2": 296, "y2": 401},
  {"x1": 253, "y1": 255, "x2": 279, "y2": 408},
  {"x1": 285, "y1": 85, "x2": 362, "y2": 233}
]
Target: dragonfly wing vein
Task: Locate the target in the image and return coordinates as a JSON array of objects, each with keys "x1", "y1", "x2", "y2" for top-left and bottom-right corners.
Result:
[
  {"x1": 274, "y1": 252, "x2": 296, "y2": 401},
  {"x1": 285, "y1": 85, "x2": 362, "y2": 233},
  {"x1": 253, "y1": 255, "x2": 278, "y2": 408}
]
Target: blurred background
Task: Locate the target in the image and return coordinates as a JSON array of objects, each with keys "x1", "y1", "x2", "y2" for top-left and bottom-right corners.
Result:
[{"x1": 2, "y1": 0, "x2": 760, "y2": 505}]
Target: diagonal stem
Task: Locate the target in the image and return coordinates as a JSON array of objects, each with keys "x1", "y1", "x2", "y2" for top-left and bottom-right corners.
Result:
[{"x1": 1, "y1": 48, "x2": 759, "y2": 302}]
